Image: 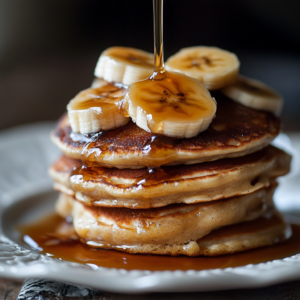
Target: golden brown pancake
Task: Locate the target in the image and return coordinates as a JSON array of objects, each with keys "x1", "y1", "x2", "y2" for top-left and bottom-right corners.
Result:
[
  {"x1": 55, "y1": 184, "x2": 287, "y2": 256},
  {"x1": 48, "y1": 156, "x2": 82, "y2": 196},
  {"x1": 51, "y1": 93, "x2": 281, "y2": 169},
  {"x1": 196, "y1": 212, "x2": 291, "y2": 256},
  {"x1": 49, "y1": 146, "x2": 290, "y2": 208}
]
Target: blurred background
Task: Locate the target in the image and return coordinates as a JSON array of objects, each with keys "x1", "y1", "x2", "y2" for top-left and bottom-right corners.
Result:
[{"x1": 0, "y1": 0, "x2": 300, "y2": 131}]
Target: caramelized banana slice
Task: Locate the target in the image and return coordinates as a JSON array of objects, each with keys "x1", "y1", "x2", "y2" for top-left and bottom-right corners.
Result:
[
  {"x1": 67, "y1": 81, "x2": 128, "y2": 134},
  {"x1": 91, "y1": 78, "x2": 106, "y2": 88},
  {"x1": 94, "y1": 47, "x2": 154, "y2": 85},
  {"x1": 221, "y1": 76, "x2": 283, "y2": 115},
  {"x1": 125, "y1": 71, "x2": 216, "y2": 138},
  {"x1": 165, "y1": 46, "x2": 240, "y2": 90}
]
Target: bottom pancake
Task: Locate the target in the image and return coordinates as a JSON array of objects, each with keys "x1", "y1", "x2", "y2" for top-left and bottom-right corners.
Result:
[
  {"x1": 196, "y1": 212, "x2": 291, "y2": 256},
  {"x1": 55, "y1": 185, "x2": 288, "y2": 256}
]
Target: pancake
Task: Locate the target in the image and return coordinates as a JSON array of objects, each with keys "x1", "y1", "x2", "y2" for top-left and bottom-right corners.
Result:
[
  {"x1": 55, "y1": 184, "x2": 277, "y2": 256},
  {"x1": 196, "y1": 211, "x2": 291, "y2": 256},
  {"x1": 49, "y1": 155, "x2": 82, "y2": 197},
  {"x1": 51, "y1": 93, "x2": 281, "y2": 169},
  {"x1": 50, "y1": 146, "x2": 290, "y2": 208}
]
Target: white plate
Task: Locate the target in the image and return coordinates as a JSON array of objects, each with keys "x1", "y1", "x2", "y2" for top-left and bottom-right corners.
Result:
[{"x1": 0, "y1": 123, "x2": 300, "y2": 293}]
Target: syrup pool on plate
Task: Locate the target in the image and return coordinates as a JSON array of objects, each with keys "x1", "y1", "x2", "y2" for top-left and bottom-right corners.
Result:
[{"x1": 18, "y1": 213, "x2": 300, "y2": 271}]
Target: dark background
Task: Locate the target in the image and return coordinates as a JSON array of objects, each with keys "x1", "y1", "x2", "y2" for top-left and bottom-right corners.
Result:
[{"x1": 0, "y1": 0, "x2": 300, "y2": 131}]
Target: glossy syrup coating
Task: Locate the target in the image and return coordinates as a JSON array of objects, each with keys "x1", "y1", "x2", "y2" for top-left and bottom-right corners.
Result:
[
  {"x1": 99, "y1": 46, "x2": 153, "y2": 68},
  {"x1": 126, "y1": 71, "x2": 216, "y2": 137},
  {"x1": 69, "y1": 84, "x2": 127, "y2": 111},
  {"x1": 52, "y1": 93, "x2": 281, "y2": 168}
]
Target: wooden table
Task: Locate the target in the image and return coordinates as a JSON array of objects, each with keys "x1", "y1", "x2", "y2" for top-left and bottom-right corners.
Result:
[{"x1": 2, "y1": 278, "x2": 300, "y2": 299}]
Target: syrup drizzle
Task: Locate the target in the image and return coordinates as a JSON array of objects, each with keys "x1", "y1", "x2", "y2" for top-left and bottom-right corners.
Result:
[
  {"x1": 78, "y1": 129, "x2": 176, "y2": 168},
  {"x1": 78, "y1": 0, "x2": 169, "y2": 167},
  {"x1": 72, "y1": 147, "x2": 268, "y2": 190},
  {"x1": 125, "y1": 0, "x2": 216, "y2": 138},
  {"x1": 74, "y1": 0, "x2": 217, "y2": 166}
]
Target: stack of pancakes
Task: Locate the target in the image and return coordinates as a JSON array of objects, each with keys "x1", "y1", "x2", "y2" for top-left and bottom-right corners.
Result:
[{"x1": 49, "y1": 88, "x2": 292, "y2": 256}]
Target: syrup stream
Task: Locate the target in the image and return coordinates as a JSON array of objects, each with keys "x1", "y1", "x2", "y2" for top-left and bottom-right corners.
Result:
[{"x1": 152, "y1": 0, "x2": 165, "y2": 80}]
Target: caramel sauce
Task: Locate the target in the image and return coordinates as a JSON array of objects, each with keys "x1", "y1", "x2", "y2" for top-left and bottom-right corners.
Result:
[
  {"x1": 71, "y1": 84, "x2": 127, "y2": 111},
  {"x1": 18, "y1": 214, "x2": 300, "y2": 271}
]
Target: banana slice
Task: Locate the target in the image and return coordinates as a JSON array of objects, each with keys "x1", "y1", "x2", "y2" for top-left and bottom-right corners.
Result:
[
  {"x1": 125, "y1": 71, "x2": 217, "y2": 138},
  {"x1": 67, "y1": 81, "x2": 129, "y2": 134},
  {"x1": 221, "y1": 75, "x2": 283, "y2": 115},
  {"x1": 94, "y1": 47, "x2": 154, "y2": 85},
  {"x1": 165, "y1": 46, "x2": 240, "y2": 90},
  {"x1": 91, "y1": 77, "x2": 106, "y2": 88}
]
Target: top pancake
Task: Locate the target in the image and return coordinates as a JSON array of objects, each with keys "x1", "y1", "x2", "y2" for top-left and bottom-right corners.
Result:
[{"x1": 51, "y1": 92, "x2": 281, "y2": 168}]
